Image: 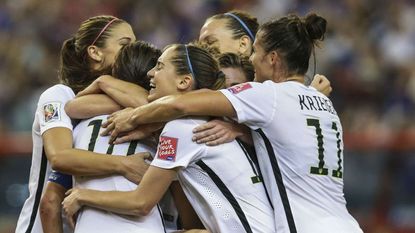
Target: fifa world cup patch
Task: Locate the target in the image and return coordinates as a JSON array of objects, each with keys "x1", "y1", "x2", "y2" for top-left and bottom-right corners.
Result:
[
  {"x1": 227, "y1": 83, "x2": 252, "y2": 94},
  {"x1": 157, "y1": 136, "x2": 178, "y2": 161},
  {"x1": 43, "y1": 102, "x2": 61, "y2": 123}
]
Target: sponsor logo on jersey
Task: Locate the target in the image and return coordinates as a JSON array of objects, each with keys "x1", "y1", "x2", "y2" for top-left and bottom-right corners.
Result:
[
  {"x1": 227, "y1": 83, "x2": 252, "y2": 94},
  {"x1": 43, "y1": 102, "x2": 61, "y2": 122},
  {"x1": 157, "y1": 136, "x2": 178, "y2": 161}
]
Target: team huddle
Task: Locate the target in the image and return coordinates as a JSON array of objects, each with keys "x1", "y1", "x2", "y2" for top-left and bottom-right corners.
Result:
[{"x1": 15, "y1": 10, "x2": 363, "y2": 233}]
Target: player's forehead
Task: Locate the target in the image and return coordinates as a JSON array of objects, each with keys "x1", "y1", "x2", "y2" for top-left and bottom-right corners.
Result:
[
  {"x1": 199, "y1": 18, "x2": 230, "y2": 40},
  {"x1": 107, "y1": 22, "x2": 136, "y2": 42},
  {"x1": 252, "y1": 31, "x2": 265, "y2": 50},
  {"x1": 158, "y1": 46, "x2": 176, "y2": 63}
]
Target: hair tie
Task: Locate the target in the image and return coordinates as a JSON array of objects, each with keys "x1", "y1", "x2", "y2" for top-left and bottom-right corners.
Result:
[
  {"x1": 90, "y1": 17, "x2": 118, "y2": 46},
  {"x1": 184, "y1": 45, "x2": 198, "y2": 88},
  {"x1": 224, "y1": 13, "x2": 255, "y2": 41}
]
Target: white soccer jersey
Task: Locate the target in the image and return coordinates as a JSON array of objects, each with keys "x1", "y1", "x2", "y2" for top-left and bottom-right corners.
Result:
[
  {"x1": 151, "y1": 117, "x2": 275, "y2": 233},
  {"x1": 220, "y1": 81, "x2": 363, "y2": 233},
  {"x1": 72, "y1": 115, "x2": 167, "y2": 233},
  {"x1": 15, "y1": 84, "x2": 75, "y2": 233}
]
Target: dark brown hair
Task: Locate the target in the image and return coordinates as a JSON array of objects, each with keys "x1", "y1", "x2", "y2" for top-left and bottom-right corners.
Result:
[
  {"x1": 169, "y1": 44, "x2": 225, "y2": 90},
  {"x1": 112, "y1": 41, "x2": 161, "y2": 91},
  {"x1": 259, "y1": 13, "x2": 326, "y2": 76},
  {"x1": 210, "y1": 10, "x2": 258, "y2": 41},
  {"x1": 218, "y1": 52, "x2": 254, "y2": 82},
  {"x1": 59, "y1": 15, "x2": 126, "y2": 93}
]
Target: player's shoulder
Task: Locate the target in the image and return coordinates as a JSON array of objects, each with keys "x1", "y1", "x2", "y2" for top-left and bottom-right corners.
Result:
[
  {"x1": 223, "y1": 81, "x2": 273, "y2": 96},
  {"x1": 276, "y1": 81, "x2": 324, "y2": 95},
  {"x1": 164, "y1": 117, "x2": 208, "y2": 133},
  {"x1": 39, "y1": 84, "x2": 75, "y2": 99}
]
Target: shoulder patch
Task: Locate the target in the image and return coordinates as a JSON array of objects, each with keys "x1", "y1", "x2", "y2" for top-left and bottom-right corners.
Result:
[
  {"x1": 43, "y1": 102, "x2": 61, "y2": 123},
  {"x1": 157, "y1": 136, "x2": 178, "y2": 161},
  {"x1": 227, "y1": 83, "x2": 252, "y2": 94}
]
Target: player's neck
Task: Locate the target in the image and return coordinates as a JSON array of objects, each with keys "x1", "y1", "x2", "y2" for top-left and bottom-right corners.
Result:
[{"x1": 285, "y1": 75, "x2": 305, "y2": 84}]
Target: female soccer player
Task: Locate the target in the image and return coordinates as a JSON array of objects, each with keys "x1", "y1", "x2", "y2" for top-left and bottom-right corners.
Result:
[
  {"x1": 63, "y1": 44, "x2": 276, "y2": 233},
  {"x1": 199, "y1": 10, "x2": 258, "y2": 56},
  {"x1": 196, "y1": 10, "x2": 331, "y2": 146},
  {"x1": 68, "y1": 41, "x2": 169, "y2": 233},
  {"x1": 15, "y1": 15, "x2": 150, "y2": 233},
  {"x1": 218, "y1": 52, "x2": 254, "y2": 87},
  {"x1": 99, "y1": 13, "x2": 363, "y2": 233}
]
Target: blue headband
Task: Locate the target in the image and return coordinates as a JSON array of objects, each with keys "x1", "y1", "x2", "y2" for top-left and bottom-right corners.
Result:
[
  {"x1": 224, "y1": 12, "x2": 255, "y2": 41},
  {"x1": 184, "y1": 45, "x2": 198, "y2": 88}
]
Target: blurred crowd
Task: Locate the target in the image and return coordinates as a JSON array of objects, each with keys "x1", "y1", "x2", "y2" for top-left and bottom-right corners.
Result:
[
  {"x1": 0, "y1": 0, "x2": 414, "y2": 232},
  {"x1": 1, "y1": 0, "x2": 414, "y2": 135}
]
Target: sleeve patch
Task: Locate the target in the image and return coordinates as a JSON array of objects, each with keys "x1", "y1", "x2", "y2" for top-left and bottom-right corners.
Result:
[
  {"x1": 227, "y1": 83, "x2": 252, "y2": 94},
  {"x1": 157, "y1": 136, "x2": 178, "y2": 161},
  {"x1": 43, "y1": 102, "x2": 61, "y2": 123}
]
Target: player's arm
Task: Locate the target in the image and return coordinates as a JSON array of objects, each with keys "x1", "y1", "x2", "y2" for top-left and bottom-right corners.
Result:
[
  {"x1": 77, "y1": 75, "x2": 148, "y2": 107},
  {"x1": 40, "y1": 171, "x2": 74, "y2": 232},
  {"x1": 65, "y1": 94, "x2": 122, "y2": 119},
  {"x1": 62, "y1": 166, "x2": 177, "y2": 218},
  {"x1": 40, "y1": 182, "x2": 67, "y2": 233},
  {"x1": 66, "y1": 76, "x2": 148, "y2": 119},
  {"x1": 94, "y1": 75, "x2": 149, "y2": 108},
  {"x1": 102, "y1": 90, "x2": 236, "y2": 140},
  {"x1": 170, "y1": 181, "x2": 205, "y2": 229},
  {"x1": 192, "y1": 119, "x2": 253, "y2": 146},
  {"x1": 43, "y1": 127, "x2": 149, "y2": 183}
]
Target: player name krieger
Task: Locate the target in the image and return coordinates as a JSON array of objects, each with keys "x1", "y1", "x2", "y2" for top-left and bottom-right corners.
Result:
[{"x1": 298, "y1": 94, "x2": 337, "y2": 115}]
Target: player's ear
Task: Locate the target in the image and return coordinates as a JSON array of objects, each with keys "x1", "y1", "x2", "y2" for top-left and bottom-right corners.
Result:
[
  {"x1": 269, "y1": 51, "x2": 280, "y2": 66},
  {"x1": 238, "y1": 35, "x2": 251, "y2": 55},
  {"x1": 87, "y1": 45, "x2": 103, "y2": 63},
  {"x1": 177, "y1": 75, "x2": 193, "y2": 91}
]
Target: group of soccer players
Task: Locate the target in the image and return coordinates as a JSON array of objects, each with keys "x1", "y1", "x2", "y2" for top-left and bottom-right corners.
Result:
[{"x1": 15, "y1": 9, "x2": 363, "y2": 233}]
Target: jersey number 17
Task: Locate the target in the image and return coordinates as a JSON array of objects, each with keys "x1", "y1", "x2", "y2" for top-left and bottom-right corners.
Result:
[{"x1": 87, "y1": 119, "x2": 139, "y2": 155}]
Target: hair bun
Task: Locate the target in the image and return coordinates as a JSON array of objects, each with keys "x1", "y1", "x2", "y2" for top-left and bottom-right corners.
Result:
[{"x1": 304, "y1": 13, "x2": 327, "y2": 41}]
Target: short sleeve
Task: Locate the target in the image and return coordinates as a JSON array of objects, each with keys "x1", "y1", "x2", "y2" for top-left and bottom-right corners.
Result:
[
  {"x1": 151, "y1": 118, "x2": 206, "y2": 170},
  {"x1": 219, "y1": 81, "x2": 277, "y2": 129},
  {"x1": 37, "y1": 85, "x2": 75, "y2": 135}
]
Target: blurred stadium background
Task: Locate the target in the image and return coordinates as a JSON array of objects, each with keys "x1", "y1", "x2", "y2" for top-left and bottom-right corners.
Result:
[{"x1": 0, "y1": 0, "x2": 414, "y2": 232}]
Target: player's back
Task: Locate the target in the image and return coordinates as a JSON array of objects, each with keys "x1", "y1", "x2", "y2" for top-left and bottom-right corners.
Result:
[
  {"x1": 72, "y1": 115, "x2": 165, "y2": 233},
  {"x1": 254, "y1": 81, "x2": 362, "y2": 233},
  {"x1": 153, "y1": 117, "x2": 275, "y2": 233}
]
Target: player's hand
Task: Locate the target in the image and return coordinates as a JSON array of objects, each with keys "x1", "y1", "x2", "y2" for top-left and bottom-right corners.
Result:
[
  {"x1": 121, "y1": 152, "x2": 151, "y2": 184},
  {"x1": 76, "y1": 75, "x2": 106, "y2": 97},
  {"x1": 192, "y1": 119, "x2": 243, "y2": 146},
  {"x1": 113, "y1": 123, "x2": 164, "y2": 144},
  {"x1": 62, "y1": 188, "x2": 83, "y2": 229},
  {"x1": 311, "y1": 74, "x2": 332, "y2": 96},
  {"x1": 101, "y1": 107, "x2": 137, "y2": 143}
]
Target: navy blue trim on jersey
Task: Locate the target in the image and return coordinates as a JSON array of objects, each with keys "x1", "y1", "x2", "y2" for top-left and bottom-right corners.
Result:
[
  {"x1": 196, "y1": 160, "x2": 253, "y2": 233},
  {"x1": 256, "y1": 129, "x2": 297, "y2": 233},
  {"x1": 25, "y1": 149, "x2": 48, "y2": 233},
  {"x1": 48, "y1": 171, "x2": 73, "y2": 190},
  {"x1": 156, "y1": 204, "x2": 167, "y2": 233}
]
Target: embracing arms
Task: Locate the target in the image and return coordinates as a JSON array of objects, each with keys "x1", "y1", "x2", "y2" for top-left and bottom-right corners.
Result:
[
  {"x1": 62, "y1": 166, "x2": 177, "y2": 218},
  {"x1": 43, "y1": 127, "x2": 149, "y2": 182},
  {"x1": 66, "y1": 75, "x2": 149, "y2": 119}
]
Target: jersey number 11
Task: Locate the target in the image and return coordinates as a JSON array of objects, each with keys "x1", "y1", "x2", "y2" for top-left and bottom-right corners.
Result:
[{"x1": 307, "y1": 118, "x2": 343, "y2": 179}]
